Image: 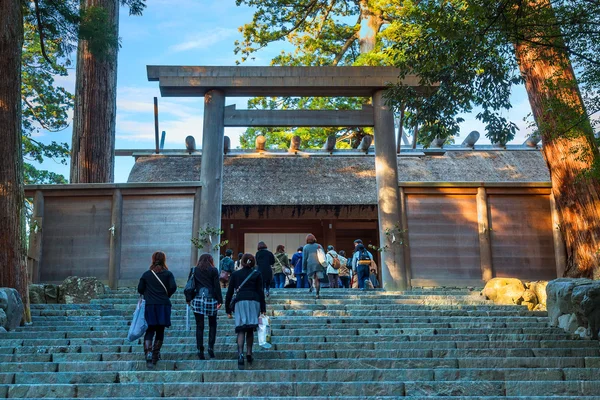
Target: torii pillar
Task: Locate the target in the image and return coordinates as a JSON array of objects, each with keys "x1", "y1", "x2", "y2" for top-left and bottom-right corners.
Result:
[
  {"x1": 373, "y1": 90, "x2": 408, "y2": 290},
  {"x1": 197, "y1": 90, "x2": 226, "y2": 263}
]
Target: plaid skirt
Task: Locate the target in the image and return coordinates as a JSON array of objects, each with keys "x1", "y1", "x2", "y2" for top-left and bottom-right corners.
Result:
[{"x1": 191, "y1": 292, "x2": 218, "y2": 316}]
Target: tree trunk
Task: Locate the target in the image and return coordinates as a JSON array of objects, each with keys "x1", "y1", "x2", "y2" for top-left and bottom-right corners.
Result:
[
  {"x1": 514, "y1": 1, "x2": 600, "y2": 279},
  {"x1": 70, "y1": 0, "x2": 119, "y2": 183},
  {"x1": 358, "y1": 0, "x2": 382, "y2": 54},
  {"x1": 0, "y1": 0, "x2": 30, "y2": 323}
]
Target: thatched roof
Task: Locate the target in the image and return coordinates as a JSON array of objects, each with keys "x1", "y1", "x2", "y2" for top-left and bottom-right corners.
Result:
[{"x1": 127, "y1": 150, "x2": 550, "y2": 205}]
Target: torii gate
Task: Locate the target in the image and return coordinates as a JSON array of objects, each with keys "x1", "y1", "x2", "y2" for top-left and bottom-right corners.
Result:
[{"x1": 147, "y1": 66, "x2": 427, "y2": 290}]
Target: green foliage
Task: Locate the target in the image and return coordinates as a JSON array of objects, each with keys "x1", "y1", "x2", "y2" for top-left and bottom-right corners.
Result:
[
  {"x1": 236, "y1": 0, "x2": 598, "y2": 146},
  {"x1": 20, "y1": 0, "x2": 146, "y2": 184},
  {"x1": 383, "y1": 0, "x2": 599, "y2": 144},
  {"x1": 191, "y1": 226, "x2": 229, "y2": 251},
  {"x1": 235, "y1": 0, "x2": 388, "y2": 149}
]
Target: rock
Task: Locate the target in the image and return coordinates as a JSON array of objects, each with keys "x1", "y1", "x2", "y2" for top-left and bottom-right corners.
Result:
[
  {"x1": 546, "y1": 278, "x2": 600, "y2": 339},
  {"x1": 521, "y1": 289, "x2": 538, "y2": 311},
  {"x1": 44, "y1": 284, "x2": 60, "y2": 304},
  {"x1": 0, "y1": 308, "x2": 6, "y2": 328},
  {"x1": 0, "y1": 290, "x2": 8, "y2": 310},
  {"x1": 59, "y1": 276, "x2": 106, "y2": 304},
  {"x1": 481, "y1": 278, "x2": 526, "y2": 305},
  {"x1": 0, "y1": 288, "x2": 24, "y2": 331},
  {"x1": 546, "y1": 278, "x2": 592, "y2": 326},
  {"x1": 29, "y1": 284, "x2": 45, "y2": 304},
  {"x1": 558, "y1": 313, "x2": 578, "y2": 333},
  {"x1": 0, "y1": 326, "x2": 6, "y2": 333},
  {"x1": 526, "y1": 281, "x2": 548, "y2": 309},
  {"x1": 29, "y1": 284, "x2": 61, "y2": 304},
  {"x1": 574, "y1": 326, "x2": 590, "y2": 339}
]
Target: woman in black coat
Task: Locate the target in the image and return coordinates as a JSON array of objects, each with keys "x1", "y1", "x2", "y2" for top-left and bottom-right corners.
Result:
[
  {"x1": 255, "y1": 241, "x2": 275, "y2": 297},
  {"x1": 137, "y1": 251, "x2": 177, "y2": 368},
  {"x1": 188, "y1": 253, "x2": 223, "y2": 360},
  {"x1": 225, "y1": 253, "x2": 266, "y2": 370}
]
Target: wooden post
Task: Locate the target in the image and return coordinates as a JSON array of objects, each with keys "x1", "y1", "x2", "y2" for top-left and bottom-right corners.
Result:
[
  {"x1": 550, "y1": 192, "x2": 567, "y2": 277},
  {"x1": 199, "y1": 90, "x2": 226, "y2": 261},
  {"x1": 476, "y1": 187, "x2": 494, "y2": 281},
  {"x1": 399, "y1": 187, "x2": 412, "y2": 287},
  {"x1": 191, "y1": 187, "x2": 202, "y2": 266},
  {"x1": 27, "y1": 191, "x2": 44, "y2": 284},
  {"x1": 373, "y1": 90, "x2": 407, "y2": 291},
  {"x1": 397, "y1": 106, "x2": 404, "y2": 154},
  {"x1": 154, "y1": 97, "x2": 159, "y2": 154},
  {"x1": 108, "y1": 189, "x2": 123, "y2": 290}
]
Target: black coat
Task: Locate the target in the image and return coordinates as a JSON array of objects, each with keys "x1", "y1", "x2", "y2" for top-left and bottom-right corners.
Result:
[
  {"x1": 255, "y1": 249, "x2": 275, "y2": 284},
  {"x1": 138, "y1": 269, "x2": 177, "y2": 305},
  {"x1": 225, "y1": 267, "x2": 266, "y2": 314},
  {"x1": 188, "y1": 266, "x2": 223, "y2": 304}
]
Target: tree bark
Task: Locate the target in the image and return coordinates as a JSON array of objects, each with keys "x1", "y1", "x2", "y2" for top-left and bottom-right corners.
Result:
[
  {"x1": 514, "y1": 0, "x2": 600, "y2": 279},
  {"x1": 0, "y1": 0, "x2": 30, "y2": 323},
  {"x1": 70, "y1": 0, "x2": 119, "y2": 183},
  {"x1": 358, "y1": 0, "x2": 382, "y2": 54}
]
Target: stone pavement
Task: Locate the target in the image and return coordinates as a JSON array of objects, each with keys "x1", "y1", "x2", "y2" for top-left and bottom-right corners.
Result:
[{"x1": 1, "y1": 288, "x2": 600, "y2": 398}]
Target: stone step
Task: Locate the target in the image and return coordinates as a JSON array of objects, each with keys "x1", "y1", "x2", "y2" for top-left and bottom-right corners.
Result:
[
  {"x1": 16, "y1": 321, "x2": 553, "y2": 331},
  {"x1": 1, "y1": 329, "x2": 573, "y2": 341},
  {"x1": 3, "y1": 380, "x2": 600, "y2": 398},
  {"x1": 89, "y1": 296, "x2": 491, "y2": 304},
  {"x1": 28, "y1": 309, "x2": 547, "y2": 318},
  {"x1": 8, "y1": 287, "x2": 599, "y2": 398},
  {"x1": 3, "y1": 357, "x2": 600, "y2": 374},
  {"x1": 2, "y1": 340, "x2": 596, "y2": 356},
  {"x1": 4, "y1": 367, "x2": 600, "y2": 385},
  {"x1": 2, "y1": 347, "x2": 598, "y2": 364},
  {"x1": 2, "y1": 341, "x2": 596, "y2": 355},
  {"x1": 8, "y1": 326, "x2": 566, "y2": 336},
  {"x1": 2, "y1": 398, "x2": 598, "y2": 400}
]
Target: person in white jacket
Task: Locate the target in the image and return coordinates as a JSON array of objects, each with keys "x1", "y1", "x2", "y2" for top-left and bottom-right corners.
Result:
[{"x1": 325, "y1": 245, "x2": 340, "y2": 288}]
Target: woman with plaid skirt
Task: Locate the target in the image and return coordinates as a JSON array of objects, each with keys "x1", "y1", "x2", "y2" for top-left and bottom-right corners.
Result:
[{"x1": 189, "y1": 253, "x2": 223, "y2": 360}]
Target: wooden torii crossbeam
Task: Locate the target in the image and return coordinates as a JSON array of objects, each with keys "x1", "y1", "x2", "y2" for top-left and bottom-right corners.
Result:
[
  {"x1": 147, "y1": 66, "x2": 424, "y2": 97},
  {"x1": 146, "y1": 65, "x2": 432, "y2": 291}
]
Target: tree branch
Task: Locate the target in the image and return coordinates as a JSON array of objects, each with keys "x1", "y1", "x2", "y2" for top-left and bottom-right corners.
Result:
[
  {"x1": 33, "y1": 0, "x2": 55, "y2": 67},
  {"x1": 22, "y1": 96, "x2": 70, "y2": 133},
  {"x1": 332, "y1": 32, "x2": 359, "y2": 66}
]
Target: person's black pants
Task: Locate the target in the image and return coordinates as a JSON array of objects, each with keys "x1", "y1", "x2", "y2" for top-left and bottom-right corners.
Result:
[
  {"x1": 194, "y1": 312, "x2": 217, "y2": 350},
  {"x1": 144, "y1": 325, "x2": 165, "y2": 342}
]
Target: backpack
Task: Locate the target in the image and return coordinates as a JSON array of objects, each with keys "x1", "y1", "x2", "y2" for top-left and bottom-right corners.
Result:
[
  {"x1": 330, "y1": 254, "x2": 341, "y2": 270},
  {"x1": 358, "y1": 249, "x2": 372, "y2": 265}
]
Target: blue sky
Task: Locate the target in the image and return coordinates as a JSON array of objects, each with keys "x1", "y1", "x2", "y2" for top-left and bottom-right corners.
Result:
[{"x1": 34, "y1": 0, "x2": 534, "y2": 183}]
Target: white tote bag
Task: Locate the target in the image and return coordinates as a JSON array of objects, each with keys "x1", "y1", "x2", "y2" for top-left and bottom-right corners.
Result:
[
  {"x1": 316, "y1": 246, "x2": 328, "y2": 268},
  {"x1": 127, "y1": 297, "x2": 148, "y2": 342},
  {"x1": 258, "y1": 315, "x2": 272, "y2": 349}
]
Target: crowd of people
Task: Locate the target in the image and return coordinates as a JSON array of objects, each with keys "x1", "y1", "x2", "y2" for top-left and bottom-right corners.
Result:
[
  {"x1": 219, "y1": 236, "x2": 380, "y2": 296},
  {"x1": 136, "y1": 234, "x2": 379, "y2": 371}
]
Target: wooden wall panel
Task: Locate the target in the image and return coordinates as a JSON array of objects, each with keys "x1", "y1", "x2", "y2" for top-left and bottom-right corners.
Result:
[
  {"x1": 41, "y1": 196, "x2": 112, "y2": 282},
  {"x1": 407, "y1": 195, "x2": 481, "y2": 280},
  {"x1": 120, "y1": 195, "x2": 194, "y2": 283},
  {"x1": 488, "y1": 195, "x2": 556, "y2": 280}
]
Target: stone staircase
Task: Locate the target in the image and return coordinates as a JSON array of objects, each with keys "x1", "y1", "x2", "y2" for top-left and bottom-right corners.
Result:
[{"x1": 1, "y1": 287, "x2": 600, "y2": 399}]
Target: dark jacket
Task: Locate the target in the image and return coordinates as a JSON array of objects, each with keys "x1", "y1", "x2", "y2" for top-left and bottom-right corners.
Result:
[
  {"x1": 291, "y1": 252, "x2": 303, "y2": 275},
  {"x1": 220, "y1": 256, "x2": 234, "y2": 273},
  {"x1": 188, "y1": 266, "x2": 223, "y2": 304},
  {"x1": 225, "y1": 267, "x2": 266, "y2": 315},
  {"x1": 138, "y1": 269, "x2": 177, "y2": 305},
  {"x1": 255, "y1": 249, "x2": 275, "y2": 283}
]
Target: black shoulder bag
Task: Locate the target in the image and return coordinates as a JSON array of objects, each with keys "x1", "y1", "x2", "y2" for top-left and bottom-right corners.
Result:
[
  {"x1": 230, "y1": 270, "x2": 257, "y2": 310},
  {"x1": 184, "y1": 267, "x2": 197, "y2": 303}
]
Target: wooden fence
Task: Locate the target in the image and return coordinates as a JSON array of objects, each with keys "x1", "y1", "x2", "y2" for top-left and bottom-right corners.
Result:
[{"x1": 25, "y1": 182, "x2": 562, "y2": 288}]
